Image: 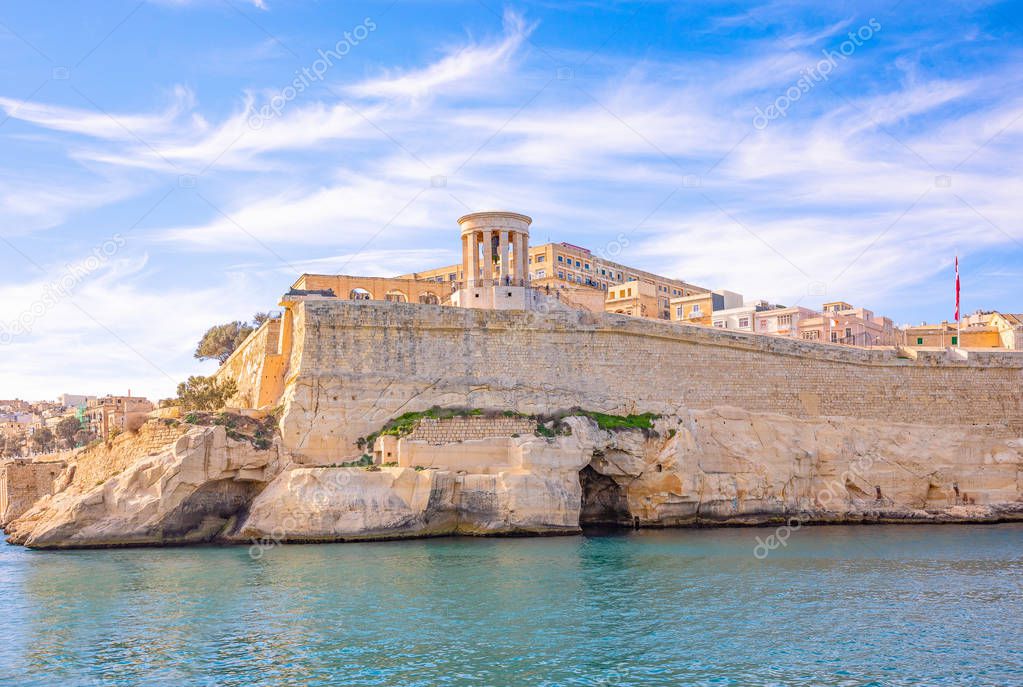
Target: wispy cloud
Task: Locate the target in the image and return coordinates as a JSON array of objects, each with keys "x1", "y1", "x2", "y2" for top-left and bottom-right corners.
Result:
[{"x1": 347, "y1": 9, "x2": 535, "y2": 101}]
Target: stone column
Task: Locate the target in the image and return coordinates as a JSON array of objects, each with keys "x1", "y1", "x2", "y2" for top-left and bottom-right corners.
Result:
[
  {"x1": 461, "y1": 233, "x2": 469, "y2": 286},
  {"x1": 516, "y1": 233, "x2": 528, "y2": 284},
  {"x1": 499, "y1": 230, "x2": 510, "y2": 285},
  {"x1": 482, "y1": 230, "x2": 494, "y2": 285},
  {"x1": 467, "y1": 232, "x2": 478, "y2": 286}
]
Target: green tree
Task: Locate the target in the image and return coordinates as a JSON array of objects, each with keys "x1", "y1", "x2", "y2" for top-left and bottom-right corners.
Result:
[
  {"x1": 176, "y1": 376, "x2": 239, "y2": 411},
  {"x1": 194, "y1": 313, "x2": 274, "y2": 364},
  {"x1": 194, "y1": 321, "x2": 254, "y2": 364},
  {"x1": 55, "y1": 416, "x2": 82, "y2": 448},
  {"x1": 31, "y1": 428, "x2": 55, "y2": 454}
]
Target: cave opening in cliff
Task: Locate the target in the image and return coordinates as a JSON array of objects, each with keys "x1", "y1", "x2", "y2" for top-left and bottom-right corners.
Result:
[{"x1": 578, "y1": 464, "x2": 632, "y2": 527}]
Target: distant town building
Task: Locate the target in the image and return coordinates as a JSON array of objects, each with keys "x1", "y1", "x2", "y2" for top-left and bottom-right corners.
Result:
[
  {"x1": 755, "y1": 306, "x2": 819, "y2": 338},
  {"x1": 59, "y1": 394, "x2": 95, "y2": 409},
  {"x1": 902, "y1": 311, "x2": 1023, "y2": 349},
  {"x1": 799, "y1": 301, "x2": 895, "y2": 346},
  {"x1": 670, "y1": 290, "x2": 743, "y2": 325},
  {"x1": 85, "y1": 395, "x2": 154, "y2": 439},
  {"x1": 605, "y1": 280, "x2": 659, "y2": 319}
]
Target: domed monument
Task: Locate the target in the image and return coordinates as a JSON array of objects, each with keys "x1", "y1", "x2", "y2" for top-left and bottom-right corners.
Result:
[{"x1": 452, "y1": 211, "x2": 533, "y2": 310}]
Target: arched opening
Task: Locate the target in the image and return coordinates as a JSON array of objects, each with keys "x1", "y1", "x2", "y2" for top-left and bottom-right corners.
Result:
[
  {"x1": 349, "y1": 288, "x2": 372, "y2": 300},
  {"x1": 578, "y1": 463, "x2": 631, "y2": 527},
  {"x1": 384, "y1": 290, "x2": 408, "y2": 303},
  {"x1": 418, "y1": 292, "x2": 440, "y2": 305}
]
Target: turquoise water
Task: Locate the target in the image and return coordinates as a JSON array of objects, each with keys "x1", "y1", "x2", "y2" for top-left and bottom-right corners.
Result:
[{"x1": 2, "y1": 525, "x2": 1021, "y2": 687}]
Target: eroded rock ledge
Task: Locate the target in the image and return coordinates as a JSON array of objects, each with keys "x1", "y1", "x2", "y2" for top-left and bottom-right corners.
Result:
[{"x1": 4, "y1": 407, "x2": 1022, "y2": 549}]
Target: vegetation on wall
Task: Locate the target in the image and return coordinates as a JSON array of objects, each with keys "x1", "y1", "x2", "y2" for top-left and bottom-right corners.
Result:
[
  {"x1": 180, "y1": 410, "x2": 276, "y2": 450},
  {"x1": 357, "y1": 406, "x2": 659, "y2": 449},
  {"x1": 359, "y1": 406, "x2": 488, "y2": 449}
]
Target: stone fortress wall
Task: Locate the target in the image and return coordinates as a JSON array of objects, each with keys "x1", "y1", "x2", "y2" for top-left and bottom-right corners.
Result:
[
  {"x1": 222, "y1": 299, "x2": 1023, "y2": 462},
  {"x1": 407, "y1": 416, "x2": 537, "y2": 445},
  {"x1": 0, "y1": 459, "x2": 66, "y2": 527}
]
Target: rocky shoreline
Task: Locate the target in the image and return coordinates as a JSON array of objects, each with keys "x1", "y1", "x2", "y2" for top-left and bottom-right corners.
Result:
[{"x1": 4, "y1": 406, "x2": 1021, "y2": 550}]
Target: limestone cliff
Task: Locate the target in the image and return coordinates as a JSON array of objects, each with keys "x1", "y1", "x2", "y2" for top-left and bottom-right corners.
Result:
[
  {"x1": 5, "y1": 425, "x2": 280, "y2": 548},
  {"x1": 7, "y1": 408, "x2": 1021, "y2": 549}
]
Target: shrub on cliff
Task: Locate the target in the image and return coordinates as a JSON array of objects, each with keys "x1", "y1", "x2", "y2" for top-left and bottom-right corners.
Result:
[
  {"x1": 194, "y1": 313, "x2": 273, "y2": 364},
  {"x1": 175, "y1": 376, "x2": 238, "y2": 411}
]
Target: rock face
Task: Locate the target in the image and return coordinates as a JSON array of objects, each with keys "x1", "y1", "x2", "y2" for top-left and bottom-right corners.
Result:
[
  {"x1": 236, "y1": 420, "x2": 594, "y2": 542},
  {"x1": 5, "y1": 426, "x2": 280, "y2": 548},
  {"x1": 617, "y1": 408, "x2": 1023, "y2": 525},
  {"x1": 5, "y1": 410, "x2": 1023, "y2": 549}
]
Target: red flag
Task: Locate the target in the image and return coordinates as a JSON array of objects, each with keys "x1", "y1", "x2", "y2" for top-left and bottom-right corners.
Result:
[{"x1": 954, "y1": 256, "x2": 960, "y2": 321}]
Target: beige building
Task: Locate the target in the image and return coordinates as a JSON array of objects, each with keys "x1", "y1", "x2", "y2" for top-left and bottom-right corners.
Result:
[
  {"x1": 408, "y1": 237, "x2": 708, "y2": 321},
  {"x1": 605, "y1": 280, "x2": 659, "y2": 318},
  {"x1": 86, "y1": 395, "x2": 154, "y2": 439},
  {"x1": 670, "y1": 290, "x2": 744, "y2": 325},
  {"x1": 902, "y1": 312, "x2": 1023, "y2": 349},
  {"x1": 799, "y1": 301, "x2": 896, "y2": 346},
  {"x1": 755, "y1": 306, "x2": 819, "y2": 338}
]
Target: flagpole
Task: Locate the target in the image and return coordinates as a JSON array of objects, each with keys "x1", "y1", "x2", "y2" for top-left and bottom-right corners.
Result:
[{"x1": 955, "y1": 255, "x2": 961, "y2": 349}]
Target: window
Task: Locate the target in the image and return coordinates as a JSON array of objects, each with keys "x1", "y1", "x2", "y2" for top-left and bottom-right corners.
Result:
[
  {"x1": 713, "y1": 320, "x2": 725, "y2": 328},
  {"x1": 676, "y1": 306, "x2": 683, "y2": 319},
  {"x1": 845, "y1": 328, "x2": 852, "y2": 339},
  {"x1": 760, "y1": 320, "x2": 768, "y2": 330},
  {"x1": 536, "y1": 255, "x2": 545, "y2": 263},
  {"x1": 917, "y1": 337, "x2": 924, "y2": 345},
  {"x1": 536, "y1": 269, "x2": 546, "y2": 278},
  {"x1": 952, "y1": 335, "x2": 958, "y2": 345},
  {"x1": 557, "y1": 256, "x2": 564, "y2": 262},
  {"x1": 738, "y1": 317, "x2": 750, "y2": 328},
  {"x1": 558, "y1": 271, "x2": 564, "y2": 279},
  {"x1": 831, "y1": 332, "x2": 838, "y2": 343},
  {"x1": 627, "y1": 288, "x2": 633, "y2": 297},
  {"x1": 575, "y1": 260, "x2": 581, "y2": 267},
  {"x1": 779, "y1": 314, "x2": 792, "y2": 326},
  {"x1": 584, "y1": 263, "x2": 590, "y2": 270},
  {"x1": 448, "y1": 273, "x2": 456, "y2": 281},
  {"x1": 691, "y1": 304, "x2": 701, "y2": 314},
  {"x1": 803, "y1": 331, "x2": 820, "y2": 340}
]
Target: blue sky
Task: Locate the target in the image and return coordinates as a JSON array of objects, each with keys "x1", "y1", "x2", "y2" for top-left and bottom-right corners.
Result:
[{"x1": 1, "y1": 0, "x2": 1021, "y2": 400}]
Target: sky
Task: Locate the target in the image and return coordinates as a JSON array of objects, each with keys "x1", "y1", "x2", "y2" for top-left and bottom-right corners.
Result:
[{"x1": 0, "y1": 0, "x2": 1021, "y2": 401}]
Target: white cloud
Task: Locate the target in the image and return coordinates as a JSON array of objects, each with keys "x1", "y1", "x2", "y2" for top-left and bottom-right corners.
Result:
[
  {"x1": 2, "y1": 5, "x2": 1023, "y2": 401},
  {"x1": 347, "y1": 9, "x2": 535, "y2": 101}
]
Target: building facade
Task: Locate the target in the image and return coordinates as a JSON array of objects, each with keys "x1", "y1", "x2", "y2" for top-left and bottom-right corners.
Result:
[
  {"x1": 406, "y1": 237, "x2": 708, "y2": 320},
  {"x1": 85, "y1": 395, "x2": 154, "y2": 439},
  {"x1": 754, "y1": 306, "x2": 819, "y2": 338}
]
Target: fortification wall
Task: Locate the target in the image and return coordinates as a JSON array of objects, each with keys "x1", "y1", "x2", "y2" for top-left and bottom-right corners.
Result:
[
  {"x1": 407, "y1": 416, "x2": 536, "y2": 444},
  {"x1": 271, "y1": 301, "x2": 1023, "y2": 461},
  {"x1": 0, "y1": 459, "x2": 66, "y2": 526},
  {"x1": 70, "y1": 420, "x2": 187, "y2": 491},
  {"x1": 218, "y1": 318, "x2": 287, "y2": 409}
]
